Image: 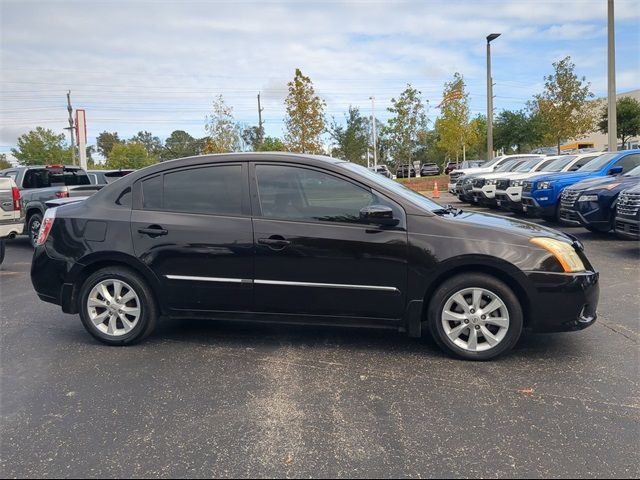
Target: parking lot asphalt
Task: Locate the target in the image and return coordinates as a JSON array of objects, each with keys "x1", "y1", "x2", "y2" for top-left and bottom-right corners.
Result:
[{"x1": 1, "y1": 195, "x2": 639, "y2": 478}]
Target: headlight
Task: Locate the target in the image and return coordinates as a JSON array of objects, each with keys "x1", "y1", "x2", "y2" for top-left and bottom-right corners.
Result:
[
  {"x1": 486, "y1": 179, "x2": 497, "y2": 185},
  {"x1": 538, "y1": 181, "x2": 554, "y2": 189},
  {"x1": 578, "y1": 194, "x2": 599, "y2": 202},
  {"x1": 530, "y1": 237, "x2": 585, "y2": 273},
  {"x1": 510, "y1": 180, "x2": 524, "y2": 187}
]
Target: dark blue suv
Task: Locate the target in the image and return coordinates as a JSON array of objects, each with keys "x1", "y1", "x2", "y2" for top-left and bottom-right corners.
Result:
[
  {"x1": 521, "y1": 150, "x2": 640, "y2": 221},
  {"x1": 559, "y1": 165, "x2": 640, "y2": 232}
]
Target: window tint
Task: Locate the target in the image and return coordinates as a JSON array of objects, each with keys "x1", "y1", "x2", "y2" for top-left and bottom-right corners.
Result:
[
  {"x1": 22, "y1": 168, "x2": 90, "y2": 188},
  {"x1": 142, "y1": 176, "x2": 162, "y2": 210},
  {"x1": 256, "y1": 165, "x2": 392, "y2": 224},
  {"x1": 163, "y1": 165, "x2": 243, "y2": 216},
  {"x1": 613, "y1": 154, "x2": 640, "y2": 174}
]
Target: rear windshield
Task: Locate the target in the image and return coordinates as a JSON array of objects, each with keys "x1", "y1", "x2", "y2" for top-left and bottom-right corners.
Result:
[{"x1": 23, "y1": 168, "x2": 91, "y2": 188}]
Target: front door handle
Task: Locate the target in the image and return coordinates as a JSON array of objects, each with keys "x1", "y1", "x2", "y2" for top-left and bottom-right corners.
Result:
[
  {"x1": 258, "y1": 235, "x2": 290, "y2": 250},
  {"x1": 138, "y1": 225, "x2": 168, "y2": 237}
]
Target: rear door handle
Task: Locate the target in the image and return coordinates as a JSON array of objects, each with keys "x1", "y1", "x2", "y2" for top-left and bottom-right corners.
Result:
[
  {"x1": 138, "y1": 226, "x2": 168, "y2": 237},
  {"x1": 258, "y1": 236, "x2": 290, "y2": 250}
]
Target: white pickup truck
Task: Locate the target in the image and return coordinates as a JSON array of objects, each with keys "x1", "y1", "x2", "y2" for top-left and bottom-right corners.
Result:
[{"x1": 0, "y1": 177, "x2": 25, "y2": 265}]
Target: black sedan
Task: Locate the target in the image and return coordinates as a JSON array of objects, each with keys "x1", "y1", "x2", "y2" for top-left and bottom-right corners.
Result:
[
  {"x1": 31, "y1": 153, "x2": 599, "y2": 360},
  {"x1": 559, "y1": 165, "x2": 640, "y2": 232}
]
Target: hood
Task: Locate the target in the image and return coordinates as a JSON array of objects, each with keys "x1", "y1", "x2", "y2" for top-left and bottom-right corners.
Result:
[
  {"x1": 439, "y1": 209, "x2": 572, "y2": 242},
  {"x1": 528, "y1": 170, "x2": 592, "y2": 186},
  {"x1": 566, "y1": 174, "x2": 640, "y2": 192},
  {"x1": 451, "y1": 166, "x2": 494, "y2": 176}
]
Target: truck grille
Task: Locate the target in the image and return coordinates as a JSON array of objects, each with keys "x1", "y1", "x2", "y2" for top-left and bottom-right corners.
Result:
[
  {"x1": 523, "y1": 181, "x2": 534, "y2": 193},
  {"x1": 561, "y1": 189, "x2": 580, "y2": 208},
  {"x1": 617, "y1": 191, "x2": 640, "y2": 217},
  {"x1": 615, "y1": 219, "x2": 639, "y2": 236},
  {"x1": 496, "y1": 179, "x2": 510, "y2": 191},
  {"x1": 472, "y1": 178, "x2": 486, "y2": 188},
  {"x1": 449, "y1": 171, "x2": 463, "y2": 182}
]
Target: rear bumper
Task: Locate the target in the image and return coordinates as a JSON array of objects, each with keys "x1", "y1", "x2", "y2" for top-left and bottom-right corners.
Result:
[
  {"x1": 525, "y1": 270, "x2": 599, "y2": 333},
  {"x1": 0, "y1": 220, "x2": 24, "y2": 238},
  {"x1": 31, "y1": 245, "x2": 77, "y2": 313}
]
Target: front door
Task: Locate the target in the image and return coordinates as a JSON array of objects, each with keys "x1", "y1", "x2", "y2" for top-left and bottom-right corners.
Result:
[
  {"x1": 250, "y1": 163, "x2": 408, "y2": 321},
  {"x1": 131, "y1": 162, "x2": 253, "y2": 313}
]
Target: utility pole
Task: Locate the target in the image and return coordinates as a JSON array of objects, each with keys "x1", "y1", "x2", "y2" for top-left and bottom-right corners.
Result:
[
  {"x1": 257, "y1": 92, "x2": 264, "y2": 146},
  {"x1": 486, "y1": 33, "x2": 501, "y2": 160},
  {"x1": 66, "y1": 91, "x2": 77, "y2": 165},
  {"x1": 370, "y1": 96, "x2": 377, "y2": 168},
  {"x1": 607, "y1": 0, "x2": 617, "y2": 152}
]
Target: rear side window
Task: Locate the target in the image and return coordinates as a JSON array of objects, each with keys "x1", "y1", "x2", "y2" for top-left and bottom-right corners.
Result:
[
  {"x1": 614, "y1": 154, "x2": 640, "y2": 174},
  {"x1": 141, "y1": 165, "x2": 244, "y2": 216}
]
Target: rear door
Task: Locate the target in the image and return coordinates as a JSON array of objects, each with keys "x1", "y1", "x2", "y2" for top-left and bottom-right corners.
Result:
[
  {"x1": 250, "y1": 162, "x2": 408, "y2": 322},
  {"x1": 131, "y1": 162, "x2": 253, "y2": 313}
]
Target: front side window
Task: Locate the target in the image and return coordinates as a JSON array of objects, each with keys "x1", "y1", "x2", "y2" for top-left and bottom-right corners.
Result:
[
  {"x1": 613, "y1": 154, "x2": 640, "y2": 174},
  {"x1": 256, "y1": 165, "x2": 395, "y2": 224}
]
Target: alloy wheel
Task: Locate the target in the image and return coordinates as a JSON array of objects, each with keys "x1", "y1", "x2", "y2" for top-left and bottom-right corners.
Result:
[
  {"x1": 87, "y1": 279, "x2": 141, "y2": 337},
  {"x1": 441, "y1": 287, "x2": 510, "y2": 352}
]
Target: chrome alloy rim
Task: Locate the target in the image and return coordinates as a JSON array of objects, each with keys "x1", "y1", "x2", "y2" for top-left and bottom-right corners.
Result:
[
  {"x1": 441, "y1": 288, "x2": 510, "y2": 352},
  {"x1": 87, "y1": 279, "x2": 141, "y2": 337},
  {"x1": 30, "y1": 219, "x2": 41, "y2": 243}
]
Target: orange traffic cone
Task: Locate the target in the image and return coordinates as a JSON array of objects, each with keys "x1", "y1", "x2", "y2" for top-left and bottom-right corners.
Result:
[{"x1": 432, "y1": 181, "x2": 440, "y2": 199}]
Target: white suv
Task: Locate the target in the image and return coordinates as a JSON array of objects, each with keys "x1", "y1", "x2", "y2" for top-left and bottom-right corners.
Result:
[{"x1": 448, "y1": 154, "x2": 541, "y2": 193}]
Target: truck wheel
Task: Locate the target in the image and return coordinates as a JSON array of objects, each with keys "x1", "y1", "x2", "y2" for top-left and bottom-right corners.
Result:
[
  {"x1": 427, "y1": 273, "x2": 523, "y2": 361},
  {"x1": 0, "y1": 239, "x2": 5, "y2": 265},
  {"x1": 27, "y1": 213, "x2": 43, "y2": 248},
  {"x1": 78, "y1": 266, "x2": 158, "y2": 345}
]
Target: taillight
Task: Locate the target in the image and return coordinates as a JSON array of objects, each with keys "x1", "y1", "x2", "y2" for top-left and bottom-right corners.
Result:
[
  {"x1": 11, "y1": 186, "x2": 21, "y2": 211},
  {"x1": 55, "y1": 191, "x2": 69, "y2": 198},
  {"x1": 36, "y1": 209, "x2": 57, "y2": 246}
]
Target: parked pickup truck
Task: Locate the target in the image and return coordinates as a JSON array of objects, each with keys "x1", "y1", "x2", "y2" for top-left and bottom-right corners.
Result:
[
  {"x1": 0, "y1": 165, "x2": 102, "y2": 246},
  {"x1": 0, "y1": 176, "x2": 25, "y2": 265}
]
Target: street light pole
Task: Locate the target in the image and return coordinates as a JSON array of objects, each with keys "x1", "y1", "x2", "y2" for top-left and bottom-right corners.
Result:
[
  {"x1": 607, "y1": 0, "x2": 617, "y2": 151},
  {"x1": 486, "y1": 33, "x2": 501, "y2": 160},
  {"x1": 370, "y1": 96, "x2": 377, "y2": 168}
]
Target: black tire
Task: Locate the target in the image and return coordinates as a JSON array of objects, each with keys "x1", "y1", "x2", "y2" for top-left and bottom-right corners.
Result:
[
  {"x1": 78, "y1": 266, "x2": 158, "y2": 345},
  {"x1": 426, "y1": 273, "x2": 523, "y2": 361},
  {"x1": 0, "y1": 239, "x2": 5, "y2": 265},
  {"x1": 27, "y1": 213, "x2": 43, "y2": 248}
]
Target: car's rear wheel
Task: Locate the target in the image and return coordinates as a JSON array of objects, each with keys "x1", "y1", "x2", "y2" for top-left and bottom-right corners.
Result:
[
  {"x1": 78, "y1": 267, "x2": 158, "y2": 345},
  {"x1": 27, "y1": 213, "x2": 42, "y2": 248},
  {"x1": 427, "y1": 273, "x2": 523, "y2": 360}
]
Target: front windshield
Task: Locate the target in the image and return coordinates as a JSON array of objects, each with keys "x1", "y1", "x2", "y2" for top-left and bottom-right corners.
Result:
[
  {"x1": 495, "y1": 159, "x2": 524, "y2": 172},
  {"x1": 514, "y1": 158, "x2": 542, "y2": 172},
  {"x1": 341, "y1": 162, "x2": 442, "y2": 212},
  {"x1": 481, "y1": 156, "x2": 505, "y2": 169},
  {"x1": 624, "y1": 165, "x2": 640, "y2": 177},
  {"x1": 577, "y1": 153, "x2": 615, "y2": 172},
  {"x1": 543, "y1": 155, "x2": 577, "y2": 172}
]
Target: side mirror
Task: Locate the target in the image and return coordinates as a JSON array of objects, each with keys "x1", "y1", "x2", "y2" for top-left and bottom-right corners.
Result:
[
  {"x1": 569, "y1": 166, "x2": 580, "y2": 171},
  {"x1": 608, "y1": 166, "x2": 623, "y2": 175},
  {"x1": 360, "y1": 205, "x2": 399, "y2": 227}
]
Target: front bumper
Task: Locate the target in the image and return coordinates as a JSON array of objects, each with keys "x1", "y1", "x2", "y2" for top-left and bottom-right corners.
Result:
[
  {"x1": 615, "y1": 216, "x2": 639, "y2": 239},
  {"x1": 525, "y1": 270, "x2": 599, "y2": 333},
  {"x1": 521, "y1": 195, "x2": 556, "y2": 218},
  {"x1": 496, "y1": 186, "x2": 524, "y2": 211}
]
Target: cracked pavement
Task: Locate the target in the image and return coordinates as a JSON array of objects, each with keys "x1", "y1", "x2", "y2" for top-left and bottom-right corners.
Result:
[{"x1": 1, "y1": 199, "x2": 639, "y2": 478}]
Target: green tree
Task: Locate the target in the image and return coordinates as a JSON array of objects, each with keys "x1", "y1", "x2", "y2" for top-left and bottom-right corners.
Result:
[
  {"x1": 284, "y1": 68, "x2": 326, "y2": 154},
  {"x1": 533, "y1": 56, "x2": 596, "y2": 154},
  {"x1": 257, "y1": 136, "x2": 285, "y2": 152},
  {"x1": 96, "y1": 131, "x2": 123, "y2": 158},
  {"x1": 494, "y1": 110, "x2": 543, "y2": 154},
  {"x1": 241, "y1": 125, "x2": 265, "y2": 151},
  {"x1": 106, "y1": 142, "x2": 157, "y2": 169},
  {"x1": 0, "y1": 153, "x2": 13, "y2": 170},
  {"x1": 329, "y1": 106, "x2": 370, "y2": 165},
  {"x1": 385, "y1": 84, "x2": 428, "y2": 167},
  {"x1": 162, "y1": 130, "x2": 202, "y2": 160},
  {"x1": 598, "y1": 96, "x2": 640, "y2": 149},
  {"x1": 203, "y1": 95, "x2": 240, "y2": 154},
  {"x1": 11, "y1": 127, "x2": 71, "y2": 165},
  {"x1": 467, "y1": 114, "x2": 488, "y2": 159},
  {"x1": 435, "y1": 73, "x2": 476, "y2": 161},
  {"x1": 129, "y1": 131, "x2": 163, "y2": 156}
]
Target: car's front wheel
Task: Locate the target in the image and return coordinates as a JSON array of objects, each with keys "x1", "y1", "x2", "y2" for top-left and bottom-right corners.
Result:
[
  {"x1": 427, "y1": 273, "x2": 523, "y2": 360},
  {"x1": 78, "y1": 267, "x2": 158, "y2": 345}
]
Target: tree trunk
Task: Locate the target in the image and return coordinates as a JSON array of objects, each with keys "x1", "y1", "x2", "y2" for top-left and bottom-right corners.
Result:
[{"x1": 557, "y1": 139, "x2": 561, "y2": 155}]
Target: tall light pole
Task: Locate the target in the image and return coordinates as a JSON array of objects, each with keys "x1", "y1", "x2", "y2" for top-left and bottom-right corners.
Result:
[
  {"x1": 370, "y1": 96, "x2": 377, "y2": 168},
  {"x1": 486, "y1": 33, "x2": 501, "y2": 160},
  {"x1": 607, "y1": 0, "x2": 617, "y2": 151}
]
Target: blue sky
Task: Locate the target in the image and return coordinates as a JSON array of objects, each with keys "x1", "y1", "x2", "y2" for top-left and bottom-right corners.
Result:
[{"x1": 1, "y1": 0, "x2": 639, "y2": 156}]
